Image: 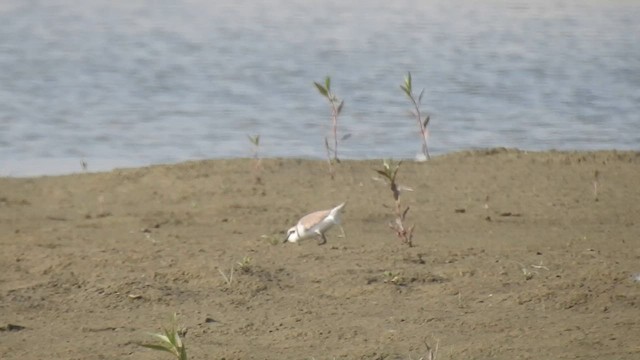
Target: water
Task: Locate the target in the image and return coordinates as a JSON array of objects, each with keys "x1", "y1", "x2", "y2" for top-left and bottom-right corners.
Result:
[{"x1": 1, "y1": 0, "x2": 639, "y2": 176}]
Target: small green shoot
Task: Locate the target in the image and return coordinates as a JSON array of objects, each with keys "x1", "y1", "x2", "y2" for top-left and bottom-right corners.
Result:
[
  {"x1": 383, "y1": 270, "x2": 406, "y2": 286},
  {"x1": 139, "y1": 313, "x2": 188, "y2": 360},
  {"x1": 401, "y1": 72, "x2": 431, "y2": 161},
  {"x1": 236, "y1": 256, "x2": 253, "y2": 273},
  {"x1": 375, "y1": 159, "x2": 415, "y2": 246}
]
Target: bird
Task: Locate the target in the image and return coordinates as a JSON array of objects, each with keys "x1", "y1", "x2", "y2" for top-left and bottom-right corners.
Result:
[{"x1": 283, "y1": 202, "x2": 346, "y2": 245}]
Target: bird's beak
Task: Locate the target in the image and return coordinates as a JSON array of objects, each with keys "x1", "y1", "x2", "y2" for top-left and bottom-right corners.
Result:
[{"x1": 282, "y1": 236, "x2": 289, "y2": 244}]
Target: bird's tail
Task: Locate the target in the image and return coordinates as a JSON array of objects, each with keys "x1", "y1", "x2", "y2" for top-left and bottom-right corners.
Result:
[{"x1": 330, "y1": 202, "x2": 346, "y2": 218}]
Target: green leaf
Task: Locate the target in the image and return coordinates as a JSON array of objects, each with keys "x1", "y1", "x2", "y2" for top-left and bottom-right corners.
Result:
[
  {"x1": 376, "y1": 169, "x2": 391, "y2": 180},
  {"x1": 247, "y1": 134, "x2": 260, "y2": 146},
  {"x1": 314, "y1": 82, "x2": 328, "y2": 97},
  {"x1": 418, "y1": 88, "x2": 425, "y2": 103},
  {"x1": 337, "y1": 100, "x2": 344, "y2": 115},
  {"x1": 400, "y1": 84, "x2": 410, "y2": 97},
  {"x1": 149, "y1": 332, "x2": 171, "y2": 344},
  {"x1": 341, "y1": 133, "x2": 352, "y2": 141},
  {"x1": 179, "y1": 346, "x2": 188, "y2": 360},
  {"x1": 423, "y1": 115, "x2": 430, "y2": 128},
  {"x1": 325, "y1": 76, "x2": 331, "y2": 91},
  {"x1": 404, "y1": 72, "x2": 412, "y2": 93},
  {"x1": 139, "y1": 343, "x2": 175, "y2": 354}
]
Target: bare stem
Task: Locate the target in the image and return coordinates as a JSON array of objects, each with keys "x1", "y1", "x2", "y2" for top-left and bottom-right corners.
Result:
[
  {"x1": 331, "y1": 101, "x2": 339, "y2": 162},
  {"x1": 324, "y1": 137, "x2": 335, "y2": 180},
  {"x1": 408, "y1": 94, "x2": 430, "y2": 160}
]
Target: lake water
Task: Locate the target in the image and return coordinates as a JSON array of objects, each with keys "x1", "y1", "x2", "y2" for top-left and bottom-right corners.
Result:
[{"x1": 1, "y1": 0, "x2": 639, "y2": 176}]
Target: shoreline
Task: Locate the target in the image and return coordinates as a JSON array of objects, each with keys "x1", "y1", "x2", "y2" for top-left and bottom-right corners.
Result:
[{"x1": 2, "y1": 147, "x2": 637, "y2": 178}]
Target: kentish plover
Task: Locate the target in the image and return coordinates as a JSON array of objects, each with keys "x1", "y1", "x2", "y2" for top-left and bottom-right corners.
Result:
[{"x1": 283, "y1": 202, "x2": 346, "y2": 245}]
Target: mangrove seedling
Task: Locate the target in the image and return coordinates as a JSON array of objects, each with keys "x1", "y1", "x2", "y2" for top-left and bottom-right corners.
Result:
[
  {"x1": 401, "y1": 72, "x2": 431, "y2": 161},
  {"x1": 375, "y1": 159, "x2": 415, "y2": 246},
  {"x1": 314, "y1": 76, "x2": 347, "y2": 178}
]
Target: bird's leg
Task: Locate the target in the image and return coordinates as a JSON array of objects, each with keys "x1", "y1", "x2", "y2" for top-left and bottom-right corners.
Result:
[
  {"x1": 317, "y1": 233, "x2": 327, "y2": 245},
  {"x1": 337, "y1": 225, "x2": 346, "y2": 238}
]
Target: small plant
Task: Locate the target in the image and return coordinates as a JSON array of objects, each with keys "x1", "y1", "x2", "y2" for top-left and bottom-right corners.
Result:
[
  {"x1": 401, "y1": 72, "x2": 431, "y2": 161},
  {"x1": 314, "y1": 76, "x2": 347, "y2": 178},
  {"x1": 139, "y1": 313, "x2": 188, "y2": 360},
  {"x1": 236, "y1": 256, "x2": 253, "y2": 273},
  {"x1": 375, "y1": 159, "x2": 415, "y2": 246},
  {"x1": 247, "y1": 134, "x2": 263, "y2": 183},
  {"x1": 383, "y1": 270, "x2": 406, "y2": 286}
]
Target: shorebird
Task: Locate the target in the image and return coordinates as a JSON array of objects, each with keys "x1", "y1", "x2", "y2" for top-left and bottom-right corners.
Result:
[{"x1": 283, "y1": 202, "x2": 346, "y2": 245}]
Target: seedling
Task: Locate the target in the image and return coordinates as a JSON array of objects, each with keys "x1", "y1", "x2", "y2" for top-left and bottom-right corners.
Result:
[
  {"x1": 383, "y1": 270, "x2": 406, "y2": 285},
  {"x1": 314, "y1": 76, "x2": 348, "y2": 178},
  {"x1": 247, "y1": 134, "x2": 263, "y2": 183},
  {"x1": 236, "y1": 256, "x2": 253, "y2": 273},
  {"x1": 401, "y1": 72, "x2": 431, "y2": 161},
  {"x1": 139, "y1": 313, "x2": 188, "y2": 360},
  {"x1": 375, "y1": 159, "x2": 415, "y2": 246}
]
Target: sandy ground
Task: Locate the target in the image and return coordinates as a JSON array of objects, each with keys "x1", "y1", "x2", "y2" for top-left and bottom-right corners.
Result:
[{"x1": 1, "y1": 149, "x2": 639, "y2": 359}]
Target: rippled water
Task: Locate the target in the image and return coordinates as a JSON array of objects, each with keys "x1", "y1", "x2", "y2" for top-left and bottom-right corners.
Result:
[{"x1": 1, "y1": 0, "x2": 639, "y2": 176}]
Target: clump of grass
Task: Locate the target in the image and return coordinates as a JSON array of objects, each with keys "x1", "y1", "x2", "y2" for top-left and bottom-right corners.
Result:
[
  {"x1": 375, "y1": 159, "x2": 415, "y2": 246},
  {"x1": 247, "y1": 134, "x2": 263, "y2": 184},
  {"x1": 236, "y1": 256, "x2": 253, "y2": 274},
  {"x1": 401, "y1": 72, "x2": 431, "y2": 161},
  {"x1": 139, "y1": 313, "x2": 188, "y2": 360},
  {"x1": 314, "y1": 76, "x2": 348, "y2": 179}
]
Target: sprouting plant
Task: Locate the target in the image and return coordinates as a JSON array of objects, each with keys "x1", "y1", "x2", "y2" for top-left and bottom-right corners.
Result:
[
  {"x1": 383, "y1": 270, "x2": 406, "y2": 285},
  {"x1": 236, "y1": 256, "x2": 253, "y2": 273},
  {"x1": 139, "y1": 313, "x2": 188, "y2": 360},
  {"x1": 247, "y1": 134, "x2": 262, "y2": 183},
  {"x1": 314, "y1": 76, "x2": 348, "y2": 178},
  {"x1": 401, "y1": 72, "x2": 431, "y2": 161},
  {"x1": 375, "y1": 159, "x2": 415, "y2": 246}
]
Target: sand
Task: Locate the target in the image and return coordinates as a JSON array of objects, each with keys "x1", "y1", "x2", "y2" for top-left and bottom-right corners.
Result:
[{"x1": 1, "y1": 149, "x2": 639, "y2": 359}]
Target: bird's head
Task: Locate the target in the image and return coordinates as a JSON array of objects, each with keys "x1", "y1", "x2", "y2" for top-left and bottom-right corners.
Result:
[{"x1": 283, "y1": 226, "x2": 299, "y2": 244}]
